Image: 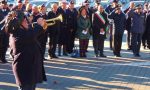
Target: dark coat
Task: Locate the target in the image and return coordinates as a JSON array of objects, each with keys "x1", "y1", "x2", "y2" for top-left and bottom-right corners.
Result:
[
  {"x1": 124, "y1": 8, "x2": 135, "y2": 31},
  {"x1": 32, "y1": 12, "x2": 41, "y2": 22},
  {"x1": 66, "y1": 8, "x2": 78, "y2": 32},
  {"x1": 37, "y1": 13, "x2": 48, "y2": 44},
  {"x1": 146, "y1": 12, "x2": 150, "y2": 48},
  {"x1": 57, "y1": 7, "x2": 68, "y2": 45},
  {"x1": 87, "y1": 8, "x2": 93, "y2": 24},
  {"x1": 108, "y1": 10, "x2": 126, "y2": 34},
  {"x1": 9, "y1": 24, "x2": 47, "y2": 86},
  {"x1": 92, "y1": 11, "x2": 108, "y2": 39},
  {"x1": 47, "y1": 11, "x2": 60, "y2": 37},
  {"x1": 105, "y1": 5, "x2": 115, "y2": 14},
  {"x1": 127, "y1": 11, "x2": 145, "y2": 33},
  {"x1": 0, "y1": 8, "x2": 10, "y2": 30}
]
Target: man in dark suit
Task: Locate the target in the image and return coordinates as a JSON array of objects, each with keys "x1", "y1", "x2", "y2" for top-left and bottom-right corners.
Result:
[
  {"x1": 92, "y1": 5, "x2": 108, "y2": 57},
  {"x1": 57, "y1": 0, "x2": 69, "y2": 56},
  {"x1": 47, "y1": 3, "x2": 59, "y2": 59},
  {"x1": 66, "y1": 1, "x2": 78, "y2": 54},
  {"x1": 0, "y1": 0, "x2": 10, "y2": 63}
]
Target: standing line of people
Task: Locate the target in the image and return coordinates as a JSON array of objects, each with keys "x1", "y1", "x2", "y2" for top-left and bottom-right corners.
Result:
[{"x1": 0, "y1": 0, "x2": 150, "y2": 64}]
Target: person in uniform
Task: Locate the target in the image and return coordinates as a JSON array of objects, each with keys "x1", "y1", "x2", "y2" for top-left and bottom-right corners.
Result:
[
  {"x1": 142, "y1": 3, "x2": 149, "y2": 49},
  {"x1": 38, "y1": 4, "x2": 48, "y2": 60},
  {"x1": 31, "y1": 6, "x2": 41, "y2": 22},
  {"x1": 92, "y1": 5, "x2": 108, "y2": 57},
  {"x1": 12, "y1": 0, "x2": 25, "y2": 12},
  {"x1": 0, "y1": 0, "x2": 10, "y2": 63},
  {"x1": 145, "y1": 4, "x2": 150, "y2": 49},
  {"x1": 66, "y1": 1, "x2": 78, "y2": 54},
  {"x1": 7, "y1": 11, "x2": 47, "y2": 90},
  {"x1": 76, "y1": 6, "x2": 91, "y2": 57},
  {"x1": 124, "y1": 2, "x2": 135, "y2": 50},
  {"x1": 57, "y1": 0, "x2": 69, "y2": 56},
  {"x1": 47, "y1": 3, "x2": 59, "y2": 59},
  {"x1": 127, "y1": 5, "x2": 145, "y2": 57},
  {"x1": 92, "y1": 0, "x2": 100, "y2": 12},
  {"x1": 105, "y1": 0, "x2": 119, "y2": 50},
  {"x1": 108, "y1": 5, "x2": 126, "y2": 57}
]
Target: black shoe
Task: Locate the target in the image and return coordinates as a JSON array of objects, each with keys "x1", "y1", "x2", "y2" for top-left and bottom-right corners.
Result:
[
  {"x1": 82, "y1": 54, "x2": 86, "y2": 58},
  {"x1": 95, "y1": 54, "x2": 98, "y2": 57},
  {"x1": 43, "y1": 58, "x2": 47, "y2": 61},
  {"x1": 115, "y1": 54, "x2": 121, "y2": 57},
  {"x1": 63, "y1": 53, "x2": 68, "y2": 56},
  {"x1": 127, "y1": 48, "x2": 132, "y2": 50},
  {"x1": 143, "y1": 46, "x2": 146, "y2": 49},
  {"x1": 134, "y1": 54, "x2": 141, "y2": 57},
  {"x1": 100, "y1": 54, "x2": 107, "y2": 57},
  {"x1": 1, "y1": 60, "x2": 8, "y2": 63},
  {"x1": 53, "y1": 55, "x2": 58, "y2": 58}
]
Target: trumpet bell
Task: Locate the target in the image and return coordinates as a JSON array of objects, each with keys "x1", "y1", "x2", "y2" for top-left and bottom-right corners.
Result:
[{"x1": 45, "y1": 14, "x2": 63, "y2": 23}]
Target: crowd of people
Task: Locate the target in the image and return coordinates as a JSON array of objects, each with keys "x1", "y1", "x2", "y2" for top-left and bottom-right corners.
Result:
[{"x1": 0, "y1": 0, "x2": 150, "y2": 89}]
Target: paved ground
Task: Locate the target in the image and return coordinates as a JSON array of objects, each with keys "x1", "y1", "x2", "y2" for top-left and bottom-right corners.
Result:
[{"x1": 0, "y1": 33, "x2": 150, "y2": 90}]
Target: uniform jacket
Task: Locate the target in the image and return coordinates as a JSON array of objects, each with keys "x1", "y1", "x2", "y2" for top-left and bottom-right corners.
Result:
[
  {"x1": 47, "y1": 11, "x2": 60, "y2": 36},
  {"x1": 57, "y1": 7, "x2": 69, "y2": 44},
  {"x1": 66, "y1": 8, "x2": 78, "y2": 31},
  {"x1": 108, "y1": 10, "x2": 126, "y2": 34},
  {"x1": 0, "y1": 8, "x2": 10, "y2": 30},
  {"x1": 146, "y1": 12, "x2": 150, "y2": 38},
  {"x1": 128, "y1": 11, "x2": 145, "y2": 33}
]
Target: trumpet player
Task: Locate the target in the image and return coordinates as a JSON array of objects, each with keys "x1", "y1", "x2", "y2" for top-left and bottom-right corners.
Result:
[
  {"x1": 0, "y1": 0, "x2": 10, "y2": 63},
  {"x1": 7, "y1": 11, "x2": 47, "y2": 90}
]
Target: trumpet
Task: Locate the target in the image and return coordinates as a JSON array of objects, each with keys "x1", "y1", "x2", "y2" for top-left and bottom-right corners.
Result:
[{"x1": 33, "y1": 14, "x2": 63, "y2": 29}]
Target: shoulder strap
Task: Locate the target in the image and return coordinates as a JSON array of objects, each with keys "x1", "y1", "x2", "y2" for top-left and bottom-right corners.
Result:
[{"x1": 95, "y1": 11, "x2": 106, "y2": 24}]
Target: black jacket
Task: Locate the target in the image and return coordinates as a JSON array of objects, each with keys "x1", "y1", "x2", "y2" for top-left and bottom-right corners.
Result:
[
  {"x1": 92, "y1": 11, "x2": 108, "y2": 39},
  {"x1": 108, "y1": 10, "x2": 126, "y2": 34}
]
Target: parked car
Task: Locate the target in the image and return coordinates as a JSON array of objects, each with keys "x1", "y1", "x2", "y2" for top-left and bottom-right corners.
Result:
[
  {"x1": 30, "y1": 0, "x2": 60, "y2": 11},
  {"x1": 7, "y1": 0, "x2": 15, "y2": 5}
]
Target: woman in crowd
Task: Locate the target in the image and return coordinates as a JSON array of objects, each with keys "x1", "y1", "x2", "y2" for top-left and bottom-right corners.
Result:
[{"x1": 76, "y1": 6, "x2": 91, "y2": 57}]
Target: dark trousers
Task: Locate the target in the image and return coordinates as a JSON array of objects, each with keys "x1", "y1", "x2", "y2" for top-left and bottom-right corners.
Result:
[
  {"x1": 126, "y1": 30, "x2": 131, "y2": 49},
  {"x1": 93, "y1": 35, "x2": 105, "y2": 55},
  {"x1": 67, "y1": 30, "x2": 75, "y2": 53},
  {"x1": 109, "y1": 24, "x2": 113, "y2": 49},
  {"x1": 48, "y1": 34, "x2": 57, "y2": 56},
  {"x1": 142, "y1": 29, "x2": 148, "y2": 48},
  {"x1": 0, "y1": 32, "x2": 8, "y2": 62},
  {"x1": 112, "y1": 33, "x2": 123, "y2": 55},
  {"x1": 79, "y1": 39, "x2": 89, "y2": 56},
  {"x1": 38, "y1": 33, "x2": 48, "y2": 59},
  {"x1": 18, "y1": 84, "x2": 36, "y2": 90},
  {"x1": 147, "y1": 31, "x2": 150, "y2": 49},
  {"x1": 131, "y1": 33, "x2": 142, "y2": 55}
]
